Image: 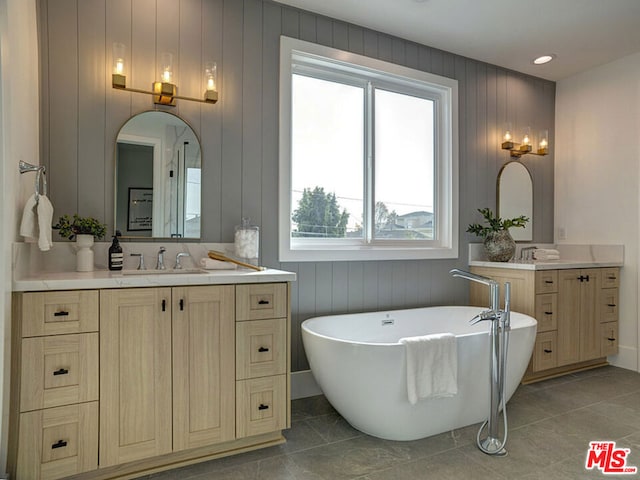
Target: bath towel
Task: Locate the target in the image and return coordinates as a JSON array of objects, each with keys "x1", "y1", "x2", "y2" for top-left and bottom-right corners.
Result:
[
  {"x1": 199, "y1": 257, "x2": 238, "y2": 270},
  {"x1": 36, "y1": 195, "x2": 54, "y2": 251},
  {"x1": 400, "y1": 333, "x2": 457, "y2": 405},
  {"x1": 533, "y1": 248, "x2": 560, "y2": 261},
  {"x1": 19, "y1": 194, "x2": 38, "y2": 242}
]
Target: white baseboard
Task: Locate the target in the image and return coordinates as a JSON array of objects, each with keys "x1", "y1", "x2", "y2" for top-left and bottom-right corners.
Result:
[
  {"x1": 609, "y1": 345, "x2": 638, "y2": 372},
  {"x1": 291, "y1": 370, "x2": 323, "y2": 399}
]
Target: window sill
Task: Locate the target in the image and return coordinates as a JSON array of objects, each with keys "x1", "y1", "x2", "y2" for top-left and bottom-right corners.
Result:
[{"x1": 279, "y1": 244, "x2": 458, "y2": 262}]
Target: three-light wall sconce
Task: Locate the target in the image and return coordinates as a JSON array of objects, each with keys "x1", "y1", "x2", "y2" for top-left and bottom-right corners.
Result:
[
  {"x1": 111, "y1": 43, "x2": 218, "y2": 106},
  {"x1": 501, "y1": 124, "x2": 548, "y2": 157}
]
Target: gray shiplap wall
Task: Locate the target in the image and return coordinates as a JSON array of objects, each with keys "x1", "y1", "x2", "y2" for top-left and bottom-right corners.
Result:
[{"x1": 38, "y1": 0, "x2": 555, "y2": 371}]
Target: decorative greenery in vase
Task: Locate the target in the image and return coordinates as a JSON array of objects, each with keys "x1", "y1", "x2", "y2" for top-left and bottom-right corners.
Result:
[
  {"x1": 466, "y1": 208, "x2": 529, "y2": 238},
  {"x1": 53, "y1": 214, "x2": 107, "y2": 240},
  {"x1": 467, "y1": 208, "x2": 529, "y2": 262}
]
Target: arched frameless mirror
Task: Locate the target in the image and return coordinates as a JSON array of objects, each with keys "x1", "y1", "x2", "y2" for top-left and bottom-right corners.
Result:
[
  {"x1": 115, "y1": 111, "x2": 201, "y2": 238},
  {"x1": 497, "y1": 161, "x2": 533, "y2": 241}
]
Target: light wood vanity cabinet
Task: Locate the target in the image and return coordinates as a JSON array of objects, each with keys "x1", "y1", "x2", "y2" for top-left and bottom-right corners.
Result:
[
  {"x1": 235, "y1": 284, "x2": 289, "y2": 439},
  {"x1": 470, "y1": 266, "x2": 619, "y2": 383},
  {"x1": 10, "y1": 282, "x2": 291, "y2": 480},
  {"x1": 10, "y1": 291, "x2": 99, "y2": 480}
]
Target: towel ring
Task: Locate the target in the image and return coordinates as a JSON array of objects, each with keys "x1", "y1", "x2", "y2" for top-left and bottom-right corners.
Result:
[{"x1": 19, "y1": 160, "x2": 47, "y2": 201}]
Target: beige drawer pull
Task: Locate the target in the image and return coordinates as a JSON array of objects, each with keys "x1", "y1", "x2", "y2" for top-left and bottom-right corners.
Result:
[
  {"x1": 51, "y1": 439, "x2": 68, "y2": 449},
  {"x1": 53, "y1": 368, "x2": 69, "y2": 376}
]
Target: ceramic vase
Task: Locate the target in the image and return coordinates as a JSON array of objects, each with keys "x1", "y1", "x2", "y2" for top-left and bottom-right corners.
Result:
[
  {"x1": 75, "y1": 234, "x2": 95, "y2": 272},
  {"x1": 484, "y1": 230, "x2": 516, "y2": 262}
]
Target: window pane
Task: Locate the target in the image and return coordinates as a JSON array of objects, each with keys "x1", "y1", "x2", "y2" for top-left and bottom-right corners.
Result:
[
  {"x1": 291, "y1": 74, "x2": 364, "y2": 238},
  {"x1": 374, "y1": 89, "x2": 434, "y2": 240}
]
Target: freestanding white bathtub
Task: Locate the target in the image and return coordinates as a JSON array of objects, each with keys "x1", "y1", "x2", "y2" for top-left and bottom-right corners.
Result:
[{"x1": 301, "y1": 306, "x2": 537, "y2": 441}]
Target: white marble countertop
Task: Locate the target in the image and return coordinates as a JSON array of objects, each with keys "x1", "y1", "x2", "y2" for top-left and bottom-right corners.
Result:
[
  {"x1": 13, "y1": 268, "x2": 297, "y2": 292},
  {"x1": 468, "y1": 243, "x2": 624, "y2": 271},
  {"x1": 468, "y1": 259, "x2": 623, "y2": 270}
]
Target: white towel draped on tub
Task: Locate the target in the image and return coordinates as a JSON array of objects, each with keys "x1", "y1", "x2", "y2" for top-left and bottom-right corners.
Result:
[{"x1": 399, "y1": 333, "x2": 458, "y2": 405}]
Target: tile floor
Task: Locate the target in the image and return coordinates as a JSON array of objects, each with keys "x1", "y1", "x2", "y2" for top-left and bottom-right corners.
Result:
[{"x1": 142, "y1": 366, "x2": 640, "y2": 479}]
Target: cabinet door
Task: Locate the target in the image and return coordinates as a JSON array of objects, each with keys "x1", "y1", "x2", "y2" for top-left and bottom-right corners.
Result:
[
  {"x1": 579, "y1": 269, "x2": 600, "y2": 361},
  {"x1": 99, "y1": 288, "x2": 172, "y2": 467},
  {"x1": 557, "y1": 270, "x2": 582, "y2": 366},
  {"x1": 172, "y1": 285, "x2": 236, "y2": 451}
]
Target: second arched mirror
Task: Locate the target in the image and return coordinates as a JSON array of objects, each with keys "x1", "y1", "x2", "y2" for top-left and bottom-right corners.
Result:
[
  {"x1": 497, "y1": 161, "x2": 533, "y2": 241},
  {"x1": 115, "y1": 111, "x2": 201, "y2": 239}
]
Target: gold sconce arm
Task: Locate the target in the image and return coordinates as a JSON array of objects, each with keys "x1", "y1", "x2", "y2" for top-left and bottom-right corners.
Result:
[
  {"x1": 112, "y1": 76, "x2": 218, "y2": 105},
  {"x1": 501, "y1": 126, "x2": 549, "y2": 157}
]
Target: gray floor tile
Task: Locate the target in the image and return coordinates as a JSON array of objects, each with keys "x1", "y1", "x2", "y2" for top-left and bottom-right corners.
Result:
[
  {"x1": 365, "y1": 449, "x2": 509, "y2": 480},
  {"x1": 143, "y1": 366, "x2": 640, "y2": 480}
]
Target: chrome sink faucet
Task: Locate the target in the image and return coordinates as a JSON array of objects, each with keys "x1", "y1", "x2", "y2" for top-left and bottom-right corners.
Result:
[
  {"x1": 130, "y1": 253, "x2": 145, "y2": 270},
  {"x1": 175, "y1": 252, "x2": 190, "y2": 269},
  {"x1": 520, "y1": 246, "x2": 537, "y2": 261},
  {"x1": 156, "y1": 247, "x2": 166, "y2": 270}
]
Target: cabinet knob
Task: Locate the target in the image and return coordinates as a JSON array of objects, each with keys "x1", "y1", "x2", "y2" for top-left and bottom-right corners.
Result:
[
  {"x1": 179, "y1": 299, "x2": 184, "y2": 311},
  {"x1": 607, "y1": 303, "x2": 617, "y2": 307},
  {"x1": 53, "y1": 311, "x2": 69, "y2": 317},
  {"x1": 258, "y1": 346, "x2": 270, "y2": 353},
  {"x1": 51, "y1": 439, "x2": 68, "y2": 449},
  {"x1": 544, "y1": 311, "x2": 553, "y2": 315},
  {"x1": 53, "y1": 368, "x2": 69, "y2": 376},
  {"x1": 608, "y1": 337, "x2": 616, "y2": 342},
  {"x1": 608, "y1": 275, "x2": 617, "y2": 280},
  {"x1": 258, "y1": 299, "x2": 270, "y2": 305},
  {"x1": 543, "y1": 349, "x2": 553, "y2": 354},
  {"x1": 544, "y1": 280, "x2": 554, "y2": 284},
  {"x1": 162, "y1": 299, "x2": 166, "y2": 312},
  {"x1": 258, "y1": 403, "x2": 269, "y2": 410}
]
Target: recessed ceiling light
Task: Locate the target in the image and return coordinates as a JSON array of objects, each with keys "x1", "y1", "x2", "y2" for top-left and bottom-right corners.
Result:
[{"x1": 532, "y1": 54, "x2": 556, "y2": 65}]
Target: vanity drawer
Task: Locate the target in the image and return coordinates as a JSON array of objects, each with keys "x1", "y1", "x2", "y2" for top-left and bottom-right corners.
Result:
[
  {"x1": 601, "y1": 268, "x2": 620, "y2": 288},
  {"x1": 20, "y1": 291, "x2": 99, "y2": 337},
  {"x1": 236, "y1": 284, "x2": 287, "y2": 321},
  {"x1": 535, "y1": 271, "x2": 558, "y2": 294},
  {"x1": 20, "y1": 333, "x2": 98, "y2": 412},
  {"x1": 532, "y1": 331, "x2": 557, "y2": 372},
  {"x1": 600, "y1": 288, "x2": 619, "y2": 323},
  {"x1": 17, "y1": 402, "x2": 98, "y2": 480},
  {"x1": 236, "y1": 318, "x2": 287, "y2": 380},
  {"x1": 601, "y1": 322, "x2": 618, "y2": 357},
  {"x1": 534, "y1": 294, "x2": 558, "y2": 332},
  {"x1": 236, "y1": 375, "x2": 287, "y2": 438}
]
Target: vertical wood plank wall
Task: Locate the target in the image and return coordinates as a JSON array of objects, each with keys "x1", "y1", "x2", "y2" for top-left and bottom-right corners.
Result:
[{"x1": 38, "y1": 0, "x2": 555, "y2": 372}]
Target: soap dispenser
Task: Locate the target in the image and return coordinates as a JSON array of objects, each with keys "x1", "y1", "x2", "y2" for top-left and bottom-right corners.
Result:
[{"x1": 108, "y1": 231, "x2": 124, "y2": 271}]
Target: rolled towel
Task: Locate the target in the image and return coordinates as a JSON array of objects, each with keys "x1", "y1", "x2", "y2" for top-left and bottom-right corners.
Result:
[
  {"x1": 19, "y1": 194, "x2": 38, "y2": 242},
  {"x1": 533, "y1": 248, "x2": 560, "y2": 260},
  {"x1": 199, "y1": 257, "x2": 238, "y2": 270},
  {"x1": 36, "y1": 195, "x2": 54, "y2": 252},
  {"x1": 400, "y1": 333, "x2": 457, "y2": 405}
]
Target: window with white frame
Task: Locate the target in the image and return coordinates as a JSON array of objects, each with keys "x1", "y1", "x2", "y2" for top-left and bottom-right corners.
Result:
[{"x1": 279, "y1": 37, "x2": 458, "y2": 262}]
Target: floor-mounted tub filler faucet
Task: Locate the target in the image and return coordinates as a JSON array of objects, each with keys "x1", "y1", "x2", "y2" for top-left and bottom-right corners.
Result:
[{"x1": 450, "y1": 268, "x2": 511, "y2": 456}]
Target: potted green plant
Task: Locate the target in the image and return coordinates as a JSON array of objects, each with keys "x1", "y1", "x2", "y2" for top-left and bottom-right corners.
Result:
[
  {"x1": 467, "y1": 207, "x2": 529, "y2": 262},
  {"x1": 53, "y1": 214, "x2": 107, "y2": 272}
]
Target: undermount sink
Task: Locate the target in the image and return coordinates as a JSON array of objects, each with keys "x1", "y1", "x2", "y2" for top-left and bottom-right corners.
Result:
[{"x1": 121, "y1": 268, "x2": 209, "y2": 275}]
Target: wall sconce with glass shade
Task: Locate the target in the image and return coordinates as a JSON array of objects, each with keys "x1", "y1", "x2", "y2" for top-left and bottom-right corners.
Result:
[
  {"x1": 111, "y1": 43, "x2": 218, "y2": 105},
  {"x1": 501, "y1": 123, "x2": 549, "y2": 157}
]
